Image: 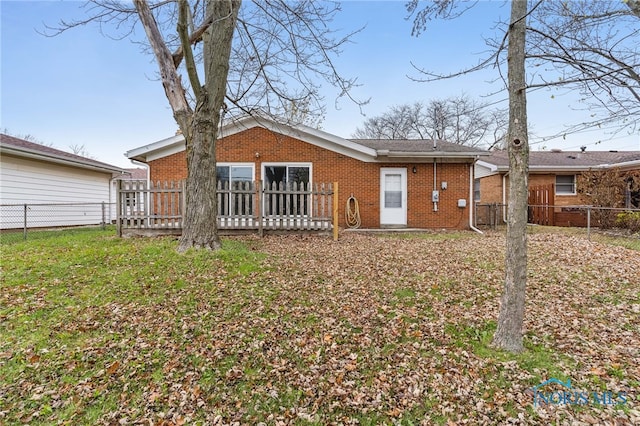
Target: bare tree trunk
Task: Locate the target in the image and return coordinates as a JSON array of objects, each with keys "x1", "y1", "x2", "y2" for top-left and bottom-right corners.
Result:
[
  {"x1": 492, "y1": 0, "x2": 529, "y2": 353},
  {"x1": 178, "y1": 0, "x2": 240, "y2": 252}
]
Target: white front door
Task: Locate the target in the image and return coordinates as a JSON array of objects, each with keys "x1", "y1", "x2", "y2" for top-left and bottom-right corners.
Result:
[{"x1": 380, "y1": 168, "x2": 407, "y2": 226}]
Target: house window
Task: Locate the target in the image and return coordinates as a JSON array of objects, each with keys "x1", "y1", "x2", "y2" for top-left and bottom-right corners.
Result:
[
  {"x1": 555, "y1": 175, "x2": 576, "y2": 195},
  {"x1": 474, "y1": 178, "x2": 481, "y2": 202},
  {"x1": 217, "y1": 163, "x2": 254, "y2": 215},
  {"x1": 263, "y1": 163, "x2": 311, "y2": 215}
]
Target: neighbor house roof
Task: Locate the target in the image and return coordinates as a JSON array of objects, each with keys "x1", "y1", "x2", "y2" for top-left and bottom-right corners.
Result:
[
  {"x1": 126, "y1": 116, "x2": 490, "y2": 164},
  {"x1": 119, "y1": 168, "x2": 148, "y2": 180},
  {"x1": 478, "y1": 149, "x2": 640, "y2": 173},
  {"x1": 1, "y1": 134, "x2": 125, "y2": 174}
]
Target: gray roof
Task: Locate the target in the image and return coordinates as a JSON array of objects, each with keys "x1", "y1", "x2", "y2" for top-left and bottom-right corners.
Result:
[
  {"x1": 120, "y1": 168, "x2": 148, "y2": 180},
  {"x1": 485, "y1": 149, "x2": 640, "y2": 169},
  {"x1": 1, "y1": 133, "x2": 125, "y2": 173},
  {"x1": 351, "y1": 139, "x2": 488, "y2": 154}
]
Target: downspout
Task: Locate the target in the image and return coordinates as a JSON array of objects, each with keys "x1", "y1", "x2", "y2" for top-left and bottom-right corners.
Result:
[
  {"x1": 502, "y1": 172, "x2": 509, "y2": 223},
  {"x1": 130, "y1": 159, "x2": 150, "y2": 182},
  {"x1": 469, "y1": 161, "x2": 483, "y2": 234}
]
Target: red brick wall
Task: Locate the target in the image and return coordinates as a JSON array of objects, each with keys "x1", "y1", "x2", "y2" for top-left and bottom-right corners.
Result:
[
  {"x1": 478, "y1": 174, "x2": 505, "y2": 204},
  {"x1": 479, "y1": 173, "x2": 586, "y2": 207},
  {"x1": 147, "y1": 127, "x2": 472, "y2": 229}
]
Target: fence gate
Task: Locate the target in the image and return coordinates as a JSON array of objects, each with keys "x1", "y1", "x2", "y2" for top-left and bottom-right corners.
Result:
[{"x1": 527, "y1": 184, "x2": 554, "y2": 226}]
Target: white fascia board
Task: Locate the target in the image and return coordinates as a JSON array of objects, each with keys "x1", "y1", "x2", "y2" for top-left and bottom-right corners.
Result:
[
  {"x1": 252, "y1": 118, "x2": 378, "y2": 161},
  {"x1": 475, "y1": 160, "x2": 499, "y2": 172},
  {"x1": 126, "y1": 117, "x2": 379, "y2": 163},
  {"x1": 597, "y1": 159, "x2": 640, "y2": 170},
  {"x1": 208, "y1": 116, "x2": 381, "y2": 162},
  {"x1": 1, "y1": 146, "x2": 124, "y2": 174},
  {"x1": 125, "y1": 134, "x2": 185, "y2": 162}
]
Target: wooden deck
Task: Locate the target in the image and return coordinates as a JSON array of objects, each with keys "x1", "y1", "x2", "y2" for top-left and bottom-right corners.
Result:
[{"x1": 117, "y1": 180, "x2": 337, "y2": 238}]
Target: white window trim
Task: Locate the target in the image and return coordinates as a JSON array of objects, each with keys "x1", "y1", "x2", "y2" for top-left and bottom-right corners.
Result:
[
  {"x1": 216, "y1": 163, "x2": 256, "y2": 218},
  {"x1": 261, "y1": 162, "x2": 313, "y2": 187},
  {"x1": 261, "y1": 162, "x2": 313, "y2": 217},
  {"x1": 555, "y1": 174, "x2": 576, "y2": 196},
  {"x1": 217, "y1": 162, "x2": 255, "y2": 180}
]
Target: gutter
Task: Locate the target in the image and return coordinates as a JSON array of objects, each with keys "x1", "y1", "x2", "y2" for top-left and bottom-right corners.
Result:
[
  {"x1": 1, "y1": 145, "x2": 125, "y2": 174},
  {"x1": 381, "y1": 150, "x2": 490, "y2": 158}
]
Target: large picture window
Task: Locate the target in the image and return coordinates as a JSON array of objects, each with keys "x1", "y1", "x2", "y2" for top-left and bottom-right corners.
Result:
[
  {"x1": 217, "y1": 164, "x2": 254, "y2": 215},
  {"x1": 263, "y1": 163, "x2": 311, "y2": 216}
]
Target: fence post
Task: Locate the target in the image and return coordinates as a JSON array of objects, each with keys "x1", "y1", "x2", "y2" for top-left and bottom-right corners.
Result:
[
  {"x1": 116, "y1": 180, "x2": 122, "y2": 237},
  {"x1": 23, "y1": 203, "x2": 28, "y2": 241},
  {"x1": 257, "y1": 180, "x2": 263, "y2": 238},
  {"x1": 101, "y1": 201, "x2": 106, "y2": 230},
  {"x1": 587, "y1": 206, "x2": 591, "y2": 241},
  {"x1": 333, "y1": 181, "x2": 339, "y2": 241}
]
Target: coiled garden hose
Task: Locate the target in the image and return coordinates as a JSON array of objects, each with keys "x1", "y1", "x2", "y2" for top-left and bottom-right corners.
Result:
[{"x1": 346, "y1": 195, "x2": 361, "y2": 229}]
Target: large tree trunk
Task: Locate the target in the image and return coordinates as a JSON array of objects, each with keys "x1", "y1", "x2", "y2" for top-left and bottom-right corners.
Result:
[
  {"x1": 492, "y1": 0, "x2": 529, "y2": 353},
  {"x1": 177, "y1": 0, "x2": 241, "y2": 252}
]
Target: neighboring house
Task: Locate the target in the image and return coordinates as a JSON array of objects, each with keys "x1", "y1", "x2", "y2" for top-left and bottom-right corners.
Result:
[
  {"x1": 475, "y1": 149, "x2": 640, "y2": 226},
  {"x1": 0, "y1": 134, "x2": 125, "y2": 229},
  {"x1": 126, "y1": 116, "x2": 490, "y2": 230}
]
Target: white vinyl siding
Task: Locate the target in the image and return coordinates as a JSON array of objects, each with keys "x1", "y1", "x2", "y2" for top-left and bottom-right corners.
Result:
[{"x1": 0, "y1": 155, "x2": 114, "y2": 228}]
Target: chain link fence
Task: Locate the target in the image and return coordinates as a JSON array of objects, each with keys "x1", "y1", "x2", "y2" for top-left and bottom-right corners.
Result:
[
  {"x1": 474, "y1": 203, "x2": 640, "y2": 250},
  {"x1": 0, "y1": 202, "x2": 115, "y2": 243}
]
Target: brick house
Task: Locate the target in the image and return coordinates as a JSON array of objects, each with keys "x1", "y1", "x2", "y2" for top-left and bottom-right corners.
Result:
[
  {"x1": 475, "y1": 149, "x2": 640, "y2": 225},
  {"x1": 126, "y1": 116, "x2": 490, "y2": 230}
]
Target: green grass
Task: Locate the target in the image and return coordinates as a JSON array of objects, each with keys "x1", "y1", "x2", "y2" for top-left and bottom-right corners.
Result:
[
  {"x1": 0, "y1": 224, "x2": 114, "y2": 245},
  {"x1": 1, "y1": 228, "x2": 637, "y2": 424}
]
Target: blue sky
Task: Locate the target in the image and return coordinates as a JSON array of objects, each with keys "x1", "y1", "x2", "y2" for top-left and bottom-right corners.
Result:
[{"x1": 2, "y1": 1, "x2": 638, "y2": 168}]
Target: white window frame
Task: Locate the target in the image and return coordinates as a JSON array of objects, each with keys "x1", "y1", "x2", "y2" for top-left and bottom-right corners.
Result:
[
  {"x1": 262, "y1": 162, "x2": 313, "y2": 217},
  {"x1": 261, "y1": 162, "x2": 313, "y2": 187},
  {"x1": 216, "y1": 163, "x2": 255, "y2": 216},
  {"x1": 555, "y1": 175, "x2": 576, "y2": 196}
]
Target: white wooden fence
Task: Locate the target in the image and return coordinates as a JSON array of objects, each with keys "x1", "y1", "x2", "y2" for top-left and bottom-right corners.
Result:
[{"x1": 117, "y1": 180, "x2": 336, "y2": 237}]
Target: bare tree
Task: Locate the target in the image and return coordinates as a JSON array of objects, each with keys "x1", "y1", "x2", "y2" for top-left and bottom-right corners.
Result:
[
  {"x1": 492, "y1": 0, "x2": 529, "y2": 353},
  {"x1": 1, "y1": 129, "x2": 50, "y2": 146},
  {"x1": 353, "y1": 95, "x2": 507, "y2": 148},
  {"x1": 50, "y1": 0, "x2": 362, "y2": 252},
  {"x1": 69, "y1": 143, "x2": 97, "y2": 159},
  {"x1": 406, "y1": 0, "x2": 639, "y2": 353},
  {"x1": 409, "y1": 1, "x2": 640, "y2": 138}
]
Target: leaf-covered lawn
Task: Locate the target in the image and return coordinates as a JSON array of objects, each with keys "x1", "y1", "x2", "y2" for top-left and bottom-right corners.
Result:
[{"x1": 1, "y1": 229, "x2": 638, "y2": 425}]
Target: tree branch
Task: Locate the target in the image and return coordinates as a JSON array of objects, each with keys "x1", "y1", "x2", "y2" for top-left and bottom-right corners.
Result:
[{"x1": 177, "y1": 0, "x2": 203, "y2": 101}]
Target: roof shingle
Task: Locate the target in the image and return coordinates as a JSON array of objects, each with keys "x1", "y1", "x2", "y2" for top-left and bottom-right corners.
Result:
[{"x1": 1, "y1": 133, "x2": 124, "y2": 172}]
